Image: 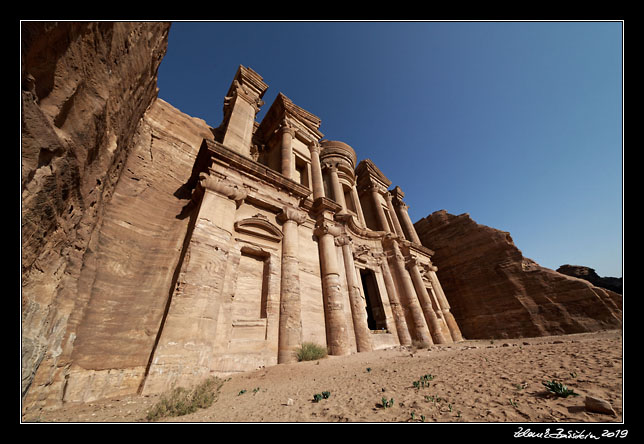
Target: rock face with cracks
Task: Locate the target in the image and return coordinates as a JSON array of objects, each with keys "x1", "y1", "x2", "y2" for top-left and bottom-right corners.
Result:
[
  {"x1": 21, "y1": 21, "x2": 175, "y2": 412},
  {"x1": 414, "y1": 210, "x2": 621, "y2": 340}
]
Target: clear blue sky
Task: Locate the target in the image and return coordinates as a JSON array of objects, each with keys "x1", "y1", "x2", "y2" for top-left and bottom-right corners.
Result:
[{"x1": 157, "y1": 21, "x2": 623, "y2": 278}]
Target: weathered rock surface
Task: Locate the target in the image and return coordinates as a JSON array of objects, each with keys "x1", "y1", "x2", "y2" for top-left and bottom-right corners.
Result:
[
  {"x1": 21, "y1": 22, "x2": 173, "y2": 411},
  {"x1": 414, "y1": 210, "x2": 622, "y2": 339},
  {"x1": 557, "y1": 265, "x2": 622, "y2": 295}
]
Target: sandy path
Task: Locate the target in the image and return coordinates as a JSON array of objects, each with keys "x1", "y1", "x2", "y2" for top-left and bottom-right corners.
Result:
[{"x1": 23, "y1": 329, "x2": 623, "y2": 423}]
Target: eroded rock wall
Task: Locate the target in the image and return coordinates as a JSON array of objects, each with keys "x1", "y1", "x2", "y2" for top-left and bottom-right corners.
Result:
[
  {"x1": 21, "y1": 21, "x2": 173, "y2": 410},
  {"x1": 414, "y1": 210, "x2": 622, "y2": 340},
  {"x1": 557, "y1": 265, "x2": 622, "y2": 295}
]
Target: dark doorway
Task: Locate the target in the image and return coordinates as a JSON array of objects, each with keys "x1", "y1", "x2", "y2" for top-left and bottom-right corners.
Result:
[{"x1": 360, "y1": 269, "x2": 387, "y2": 331}]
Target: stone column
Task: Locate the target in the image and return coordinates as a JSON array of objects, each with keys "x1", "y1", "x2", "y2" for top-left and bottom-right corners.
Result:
[
  {"x1": 327, "y1": 164, "x2": 348, "y2": 212},
  {"x1": 376, "y1": 252, "x2": 412, "y2": 346},
  {"x1": 406, "y1": 257, "x2": 447, "y2": 344},
  {"x1": 384, "y1": 192, "x2": 406, "y2": 239},
  {"x1": 314, "y1": 219, "x2": 351, "y2": 356},
  {"x1": 277, "y1": 206, "x2": 308, "y2": 363},
  {"x1": 280, "y1": 123, "x2": 295, "y2": 179},
  {"x1": 350, "y1": 186, "x2": 367, "y2": 228},
  {"x1": 370, "y1": 185, "x2": 390, "y2": 232},
  {"x1": 383, "y1": 235, "x2": 432, "y2": 345},
  {"x1": 428, "y1": 266, "x2": 463, "y2": 342},
  {"x1": 308, "y1": 141, "x2": 325, "y2": 200},
  {"x1": 337, "y1": 235, "x2": 373, "y2": 353},
  {"x1": 396, "y1": 202, "x2": 422, "y2": 244},
  {"x1": 142, "y1": 173, "x2": 247, "y2": 395}
]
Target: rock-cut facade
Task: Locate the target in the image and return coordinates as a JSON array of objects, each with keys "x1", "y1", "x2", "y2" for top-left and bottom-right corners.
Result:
[{"x1": 139, "y1": 66, "x2": 463, "y2": 393}]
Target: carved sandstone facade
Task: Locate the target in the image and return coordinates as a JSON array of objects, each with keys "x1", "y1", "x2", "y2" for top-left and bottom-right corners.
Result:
[{"x1": 139, "y1": 66, "x2": 463, "y2": 392}]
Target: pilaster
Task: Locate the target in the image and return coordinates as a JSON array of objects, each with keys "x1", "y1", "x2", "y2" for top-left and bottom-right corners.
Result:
[{"x1": 141, "y1": 173, "x2": 247, "y2": 394}]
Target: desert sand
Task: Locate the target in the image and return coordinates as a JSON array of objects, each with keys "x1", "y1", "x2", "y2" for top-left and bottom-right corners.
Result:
[{"x1": 23, "y1": 329, "x2": 623, "y2": 423}]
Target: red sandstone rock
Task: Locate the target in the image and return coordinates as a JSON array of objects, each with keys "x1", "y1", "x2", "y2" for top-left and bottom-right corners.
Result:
[
  {"x1": 414, "y1": 210, "x2": 621, "y2": 339},
  {"x1": 22, "y1": 21, "x2": 171, "y2": 411}
]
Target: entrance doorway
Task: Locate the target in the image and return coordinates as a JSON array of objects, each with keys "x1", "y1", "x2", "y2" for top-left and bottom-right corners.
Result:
[{"x1": 359, "y1": 269, "x2": 387, "y2": 331}]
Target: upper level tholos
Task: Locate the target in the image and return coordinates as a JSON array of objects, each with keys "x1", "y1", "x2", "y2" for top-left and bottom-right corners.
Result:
[{"x1": 211, "y1": 65, "x2": 423, "y2": 245}]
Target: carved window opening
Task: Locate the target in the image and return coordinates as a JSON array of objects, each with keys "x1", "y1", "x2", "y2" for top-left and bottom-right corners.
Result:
[
  {"x1": 383, "y1": 207, "x2": 395, "y2": 233},
  {"x1": 294, "y1": 155, "x2": 310, "y2": 188},
  {"x1": 360, "y1": 269, "x2": 387, "y2": 331},
  {"x1": 232, "y1": 250, "x2": 269, "y2": 321},
  {"x1": 343, "y1": 184, "x2": 356, "y2": 214}
]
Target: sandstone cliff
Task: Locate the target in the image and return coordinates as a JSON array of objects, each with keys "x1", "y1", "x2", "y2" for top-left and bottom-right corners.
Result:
[
  {"x1": 557, "y1": 265, "x2": 622, "y2": 295},
  {"x1": 21, "y1": 22, "x2": 178, "y2": 411},
  {"x1": 414, "y1": 210, "x2": 621, "y2": 340}
]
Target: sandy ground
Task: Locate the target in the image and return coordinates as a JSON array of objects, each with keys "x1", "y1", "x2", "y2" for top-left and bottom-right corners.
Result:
[{"x1": 22, "y1": 329, "x2": 623, "y2": 424}]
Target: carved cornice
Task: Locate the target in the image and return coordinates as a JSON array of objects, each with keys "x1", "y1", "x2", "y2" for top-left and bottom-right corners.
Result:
[
  {"x1": 256, "y1": 92, "x2": 324, "y2": 144},
  {"x1": 223, "y1": 65, "x2": 268, "y2": 114},
  {"x1": 312, "y1": 196, "x2": 342, "y2": 216},
  {"x1": 201, "y1": 139, "x2": 312, "y2": 200},
  {"x1": 355, "y1": 159, "x2": 392, "y2": 191}
]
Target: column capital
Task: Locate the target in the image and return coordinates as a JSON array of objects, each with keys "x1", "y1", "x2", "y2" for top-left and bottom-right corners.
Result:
[
  {"x1": 313, "y1": 219, "x2": 344, "y2": 238},
  {"x1": 277, "y1": 206, "x2": 308, "y2": 225},
  {"x1": 279, "y1": 123, "x2": 296, "y2": 137},
  {"x1": 334, "y1": 234, "x2": 353, "y2": 247},
  {"x1": 227, "y1": 79, "x2": 265, "y2": 113},
  {"x1": 322, "y1": 162, "x2": 339, "y2": 173},
  {"x1": 368, "y1": 183, "x2": 387, "y2": 195},
  {"x1": 393, "y1": 200, "x2": 409, "y2": 211},
  {"x1": 198, "y1": 172, "x2": 247, "y2": 206},
  {"x1": 307, "y1": 140, "x2": 321, "y2": 154},
  {"x1": 404, "y1": 256, "x2": 420, "y2": 271}
]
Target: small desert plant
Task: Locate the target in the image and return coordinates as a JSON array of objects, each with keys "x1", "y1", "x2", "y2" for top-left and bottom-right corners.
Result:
[
  {"x1": 296, "y1": 342, "x2": 327, "y2": 361},
  {"x1": 146, "y1": 376, "x2": 223, "y2": 421},
  {"x1": 412, "y1": 373, "x2": 435, "y2": 388},
  {"x1": 380, "y1": 397, "x2": 395, "y2": 408},
  {"x1": 542, "y1": 380, "x2": 579, "y2": 398},
  {"x1": 312, "y1": 391, "x2": 331, "y2": 402}
]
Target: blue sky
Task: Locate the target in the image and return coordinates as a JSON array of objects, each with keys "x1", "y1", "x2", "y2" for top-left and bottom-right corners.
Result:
[{"x1": 157, "y1": 21, "x2": 623, "y2": 277}]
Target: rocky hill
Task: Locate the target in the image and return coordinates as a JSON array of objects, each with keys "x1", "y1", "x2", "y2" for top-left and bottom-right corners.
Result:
[
  {"x1": 557, "y1": 265, "x2": 622, "y2": 295},
  {"x1": 414, "y1": 211, "x2": 621, "y2": 340}
]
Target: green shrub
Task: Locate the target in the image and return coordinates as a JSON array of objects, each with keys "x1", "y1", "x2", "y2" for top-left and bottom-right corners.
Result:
[
  {"x1": 296, "y1": 342, "x2": 328, "y2": 361},
  {"x1": 146, "y1": 376, "x2": 223, "y2": 421},
  {"x1": 542, "y1": 380, "x2": 579, "y2": 398}
]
